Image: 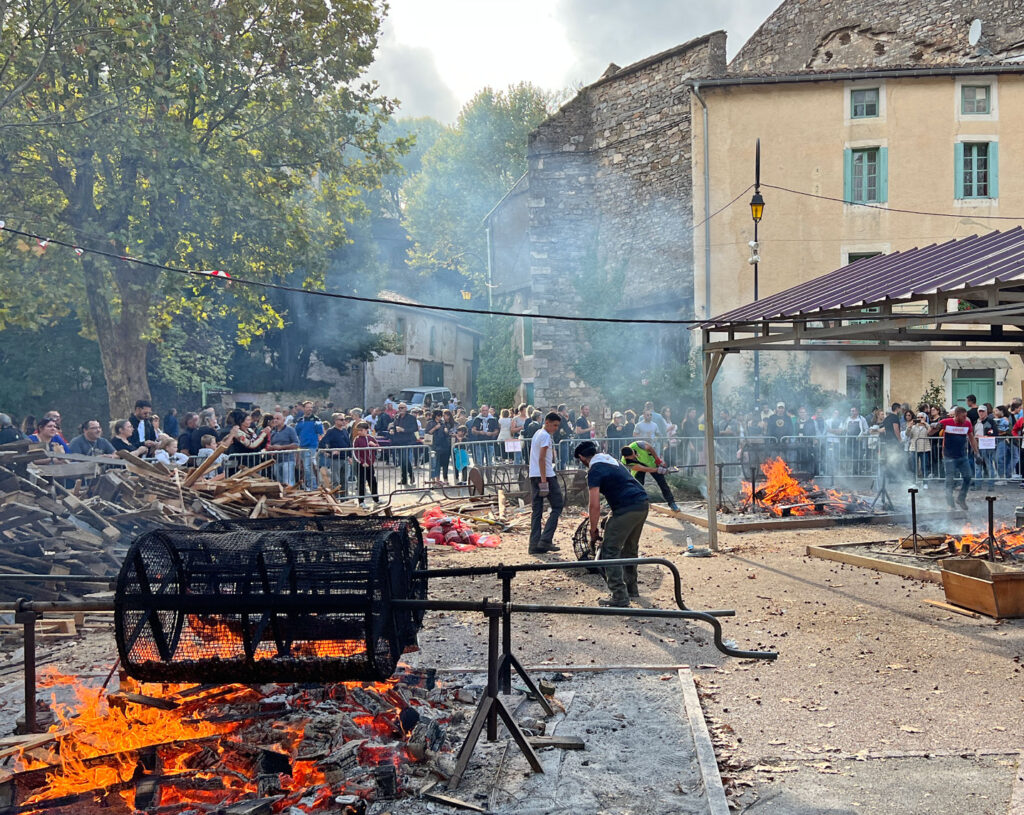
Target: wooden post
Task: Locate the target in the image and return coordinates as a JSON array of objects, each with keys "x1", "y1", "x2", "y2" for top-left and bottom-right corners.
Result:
[{"x1": 702, "y1": 347, "x2": 725, "y2": 552}]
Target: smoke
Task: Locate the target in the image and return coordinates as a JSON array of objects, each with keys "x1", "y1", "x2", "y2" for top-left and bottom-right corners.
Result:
[
  {"x1": 367, "y1": 19, "x2": 460, "y2": 121},
  {"x1": 554, "y1": 0, "x2": 769, "y2": 85}
]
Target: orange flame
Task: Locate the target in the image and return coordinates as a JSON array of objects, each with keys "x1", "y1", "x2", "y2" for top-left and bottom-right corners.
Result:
[
  {"x1": 15, "y1": 671, "x2": 406, "y2": 812},
  {"x1": 742, "y1": 457, "x2": 864, "y2": 516},
  {"x1": 945, "y1": 523, "x2": 1024, "y2": 558}
]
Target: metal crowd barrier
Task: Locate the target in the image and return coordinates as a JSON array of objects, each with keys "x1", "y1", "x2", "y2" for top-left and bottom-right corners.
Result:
[{"x1": 213, "y1": 432, "x2": 1024, "y2": 497}]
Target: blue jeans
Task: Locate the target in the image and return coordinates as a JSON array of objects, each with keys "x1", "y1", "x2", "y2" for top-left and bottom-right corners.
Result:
[
  {"x1": 300, "y1": 447, "x2": 318, "y2": 490},
  {"x1": 471, "y1": 441, "x2": 493, "y2": 467},
  {"x1": 430, "y1": 447, "x2": 451, "y2": 481},
  {"x1": 944, "y1": 455, "x2": 971, "y2": 505},
  {"x1": 274, "y1": 456, "x2": 296, "y2": 487},
  {"x1": 979, "y1": 448, "x2": 996, "y2": 488}
]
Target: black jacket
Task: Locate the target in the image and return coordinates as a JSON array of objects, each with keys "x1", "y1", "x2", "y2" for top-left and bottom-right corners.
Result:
[
  {"x1": 0, "y1": 425, "x2": 25, "y2": 445},
  {"x1": 130, "y1": 417, "x2": 159, "y2": 442}
]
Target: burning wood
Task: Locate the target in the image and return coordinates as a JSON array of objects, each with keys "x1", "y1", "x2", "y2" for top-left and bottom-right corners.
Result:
[
  {"x1": 740, "y1": 458, "x2": 871, "y2": 517},
  {"x1": 944, "y1": 523, "x2": 1024, "y2": 561},
  {"x1": 6, "y1": 668, "x2": 457, "y2": 813}
]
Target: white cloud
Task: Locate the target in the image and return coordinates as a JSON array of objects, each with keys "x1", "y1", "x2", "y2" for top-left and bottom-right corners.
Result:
[{"x1": 372, "y1": 1, "x2": 775, "y2": 122}]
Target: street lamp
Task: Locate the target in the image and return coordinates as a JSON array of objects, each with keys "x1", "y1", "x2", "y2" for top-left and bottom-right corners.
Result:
[{"x1": 749, "y1": 139, "x2": 765, "y2": 406}]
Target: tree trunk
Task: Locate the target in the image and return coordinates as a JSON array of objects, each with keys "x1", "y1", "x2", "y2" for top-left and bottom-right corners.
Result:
[{"x1": 79, "y1": 254, "x2": 152, "y2": 420}]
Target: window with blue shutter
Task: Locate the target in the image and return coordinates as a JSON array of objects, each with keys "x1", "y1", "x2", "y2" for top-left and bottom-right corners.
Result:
[
  {"x1": 956, "y1": 142, "x2": 998, "y2": 199},
  {"x1": 844, "y1": 147, "x2": 887, "y2": 203}
]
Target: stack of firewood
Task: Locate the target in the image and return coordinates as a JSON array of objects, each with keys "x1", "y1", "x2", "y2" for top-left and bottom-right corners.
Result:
[{"x1": 0, "y1": 440, "x2": 385, "y2": 601}]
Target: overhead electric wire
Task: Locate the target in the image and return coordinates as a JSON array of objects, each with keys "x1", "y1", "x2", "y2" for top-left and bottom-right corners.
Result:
[
  {"x1": 763, "y1": 182, "x2": 1024, "y2": 221},
  {"x1": 7, "y1": 175, "x2": 1024, "y2": 329},
  {"x1": 0, "y1": 222, "x2": 713, "y2": 326}
]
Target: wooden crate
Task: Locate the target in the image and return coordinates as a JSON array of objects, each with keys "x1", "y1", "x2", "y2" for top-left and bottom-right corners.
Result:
[{"x1": 939, "y1": 559, "x2": 1024, "y2": 619}]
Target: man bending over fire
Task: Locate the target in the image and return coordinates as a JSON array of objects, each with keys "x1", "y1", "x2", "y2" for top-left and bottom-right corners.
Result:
[
  {"x1": 620, "y1": 440, "x2": 680, "y2": 513},
  {"x1": 574, "y1": 441, "x2": 650, "y2": 607},
  {"x1": 928, "y1": 405, "x2": 981, "y2": 511}
]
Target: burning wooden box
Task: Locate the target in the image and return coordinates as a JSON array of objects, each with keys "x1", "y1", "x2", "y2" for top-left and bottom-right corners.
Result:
[{"x1": 939, "y1": 559, "x2": 1024, "y2": 619}]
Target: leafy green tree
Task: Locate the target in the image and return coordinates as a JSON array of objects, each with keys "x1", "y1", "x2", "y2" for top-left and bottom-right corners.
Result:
[
  {"x1": 475, "y1": 319, "x2": 519, "y2": 409},
  {"x1": 0, "y1": 317, "x2": 109, "y2": 431},
  {"x1": 403, "y1": 84, "x2": 553, "y2": 289},
  {"x1": 0, "y1": 0, "x2": 404, "y2": 419},
  {"x1": 372, "y1": 116, "x2": 444, "y2": 221}
]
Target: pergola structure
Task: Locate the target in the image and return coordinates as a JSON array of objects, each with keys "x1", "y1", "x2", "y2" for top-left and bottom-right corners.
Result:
[{"x1": 697, "y1": 228, "x2": 1024, "y2": 550}]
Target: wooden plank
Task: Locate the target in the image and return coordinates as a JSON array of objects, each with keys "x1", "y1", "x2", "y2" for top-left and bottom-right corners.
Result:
[
  {"x1": 228, "y1": 459, "x2": 275, "y2": 481},
  {"x1": 114, "y1": 449, "x2": 165, "y2": 475},
  {"x1": 807, "y1": 542, "x2": 942, "y2": 583},
  {"x1": 249, "y1": 497, "x2": 266, "y2": 519},
  {"x1": 678, "y1": 668, "x2": 731, "y2": 815},
  {"x1": 922, "y1": 598, "x2": 982, "y2": 618},
  {"x1": 182, "y1": 439, "x2": 233, "y2": 488},
  {"x1": 0, "y1": 729, "x2": 72, "y2": 760}
]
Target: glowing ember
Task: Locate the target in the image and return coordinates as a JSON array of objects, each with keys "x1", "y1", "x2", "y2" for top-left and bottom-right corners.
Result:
[
  {"x1": 741, "y1": 457, "x2": 867, "y2": 516},
  {"x1": 12, "y1": 670, "x2": 438, "y2": 813}
]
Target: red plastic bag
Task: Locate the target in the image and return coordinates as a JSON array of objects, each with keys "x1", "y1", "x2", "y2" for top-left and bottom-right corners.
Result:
[
  {"x1": 475, "y1": 534, "x2": 501, "y2": 548},
  {"x1": 423, "y1": 506, "x2": 445, "y2": 523},
  {"x1": 425, "y1": 530, "x2": 446, "y2": 545}
]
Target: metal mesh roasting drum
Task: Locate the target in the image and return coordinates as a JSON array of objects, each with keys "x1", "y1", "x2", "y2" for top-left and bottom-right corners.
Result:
[
  {"x1": 200, "y1": 516, "x2": 428, "y2": 638},
  {"x1": 115, "y1": 527, "x2": 415, "y2": 683}
]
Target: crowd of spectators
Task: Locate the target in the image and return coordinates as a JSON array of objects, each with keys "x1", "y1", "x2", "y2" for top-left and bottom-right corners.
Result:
[{"x1": 6, "y1": 392, "x2": 1021, "y2": 507}]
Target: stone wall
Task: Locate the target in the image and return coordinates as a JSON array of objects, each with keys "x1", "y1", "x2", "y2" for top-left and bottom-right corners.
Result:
[
  {"x1": 524, "y1": 32, "x2": 727, "y2": 407},
  {"x1": 731, "y1": 0, "x2": 1024, "y2": 74}
]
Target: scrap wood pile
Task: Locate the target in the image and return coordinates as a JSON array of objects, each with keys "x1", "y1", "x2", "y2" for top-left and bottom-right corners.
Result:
[{"x1": 0, "y1": 440, "x2": 385, "y2": 601}]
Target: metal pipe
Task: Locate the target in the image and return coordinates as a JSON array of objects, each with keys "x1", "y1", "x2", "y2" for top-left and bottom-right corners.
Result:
[
  {"x1": 986, "y1": 495, "x2": 997, "y2": 561},
  {"x1": 391, "y1": 599, "x2": 776, "y2": 661},
  {"x1": 9, "y1": 599, "x2": 115, "y2": 613},
  {"x1": 14, "y1": 600, "x2": 38, "y2": 733},
  {"x1": 486, "y1": 605, "x2": 499, "y2": 741},
  {"x1": 908, "y1": 487, "x2": 919, "y2": 555},
  {"x1": 417, "y1": 557, "x2": 732, "y2": 615},
  {"x1": 500, "y1": 569, "x2": 512, "y2": 694}
]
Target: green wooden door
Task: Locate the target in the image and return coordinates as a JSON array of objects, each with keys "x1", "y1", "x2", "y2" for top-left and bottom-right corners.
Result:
[{"x1": 952, "y1": 377, "x2": 994, "y2": 408}]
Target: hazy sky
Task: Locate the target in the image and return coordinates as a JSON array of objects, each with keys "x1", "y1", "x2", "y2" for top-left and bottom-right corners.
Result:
[{"x1": 369, "y1": 1, "x2": 775, "y2": 123}]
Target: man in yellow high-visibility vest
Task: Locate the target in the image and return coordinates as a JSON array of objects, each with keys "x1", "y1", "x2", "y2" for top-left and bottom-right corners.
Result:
[{"x1": 620, "y1": 440, "x2": 679, "y2": 513}]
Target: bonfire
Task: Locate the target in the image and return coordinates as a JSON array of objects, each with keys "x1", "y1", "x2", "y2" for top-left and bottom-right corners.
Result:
[{"x1": 741, "y1": 457, "x2": 869, "y2": 516}]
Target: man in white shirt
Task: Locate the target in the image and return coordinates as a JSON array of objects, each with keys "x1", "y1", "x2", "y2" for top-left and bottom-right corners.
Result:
[{"x1": 528, "y1": 412, "x2": 564, "y2": 554}]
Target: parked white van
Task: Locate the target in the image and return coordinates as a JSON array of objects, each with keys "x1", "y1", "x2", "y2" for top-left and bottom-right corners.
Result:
[{"x1": 397, "y1": 387, "x2": 453, "y2": 409}]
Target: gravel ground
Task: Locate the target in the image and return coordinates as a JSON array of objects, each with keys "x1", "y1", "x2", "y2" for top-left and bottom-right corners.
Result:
[{"x1": 2, "y1": 498, "x2": 1022, "y2": 812}]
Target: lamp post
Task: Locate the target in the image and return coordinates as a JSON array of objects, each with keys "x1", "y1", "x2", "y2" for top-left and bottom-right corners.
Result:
[{"x1": 749, "y1": 139, "x2": 765, "y2": 407}]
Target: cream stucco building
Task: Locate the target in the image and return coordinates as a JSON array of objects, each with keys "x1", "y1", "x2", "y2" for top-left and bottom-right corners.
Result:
[{"x1": 692, "y1": 2, "x2": 1024, "y2": 411}]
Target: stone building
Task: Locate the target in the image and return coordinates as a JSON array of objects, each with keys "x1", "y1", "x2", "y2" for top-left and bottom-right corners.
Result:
[
  {"x1": 489, "y1": 0, "x2": 1024, "y2": 412},
  {"x1": 227, "y1": 292, "x2": 480, "y2": 413},
  {"x1": 486, "y1": 32, "x2": 727, "y2": 408}
]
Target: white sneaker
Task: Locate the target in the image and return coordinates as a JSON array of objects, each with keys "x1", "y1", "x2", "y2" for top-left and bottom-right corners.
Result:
[{"x1": 360, "y1": 501, "x2": 372, "y2": 510}]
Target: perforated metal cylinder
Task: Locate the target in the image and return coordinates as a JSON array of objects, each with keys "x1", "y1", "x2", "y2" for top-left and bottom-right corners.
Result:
[
  {"x1": 200, "y1": 516, "x2": 428, "y2": 642},
  {"x1": 115, "y1": 526, "x2": 413, "y2": 683}
]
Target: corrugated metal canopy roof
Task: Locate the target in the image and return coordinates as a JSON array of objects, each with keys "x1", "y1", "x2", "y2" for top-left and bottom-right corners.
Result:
[{"x1": 704, "y1": 228, "x2": 1024, "y2": 327}]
